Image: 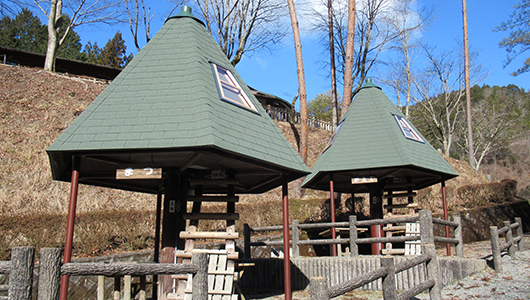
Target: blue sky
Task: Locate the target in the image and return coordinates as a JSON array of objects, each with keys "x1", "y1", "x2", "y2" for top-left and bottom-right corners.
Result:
[{"x1": 68, "y1": 0, "x2": 529, "y2": 105}]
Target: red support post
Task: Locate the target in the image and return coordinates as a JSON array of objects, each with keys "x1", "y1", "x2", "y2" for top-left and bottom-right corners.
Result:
[
  {"x1": 330, "y1": 175, "x2": 337, "y2": 256},
  {"x1": 442, "y1": 181, "x2": 451, "y2": 256},
  {"x1": 282, "y1": 174, "x2": 292, "y2": 300},
  {"x1": 59, "y1": 158, "x2": 80, "y2": 300}
]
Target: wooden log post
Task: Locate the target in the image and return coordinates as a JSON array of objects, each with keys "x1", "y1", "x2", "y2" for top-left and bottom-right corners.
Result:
[
  {"x1": 504, "y1": 221, "x2": 516, "y2": 257},
  {"x1": 453, "y1": 214, "x2": 464, "y2": 257},
  {"x1": 38, "y1": 248, "x2": 62, "y2": 300},
  {"x1": 191, "y1": 252, "x2": 208, "y2": 299},
  {"x1": 424, "y1": 244, "x2": 442, "y2": 300},
  {"x1": 124, "y1": 275, "x2": 132, "y2": 300},
  {"x1": 244, "y1": 224, "x2": 251, "y2": 259},
  {"x1": 97, "y1": 276, "x2": 105, "y2": 300},
  {"x1": 515, "y1": 217, "x2": 524, "y2": 251},
  {"x1": 9, "y1": 246, "x2": 35, "y2": 300},
  {"x1": 380, "y1": 257, "x2": 397, "y2": 300},
  {"x1": 292, "y1": 220, "x2": 300, "y2": 258},
  {"x1": 349, "y1": 215, "x2": 358, "y2": 257},
  {"x1": 490, "y1": 226, "x2": 502, "y2": 272},
  {"x1": 419, "y1": 210, "x2": 434, "y2": 249},
  {"x1": 310, "y1": 277, "x2": 329, "y2": 300}
]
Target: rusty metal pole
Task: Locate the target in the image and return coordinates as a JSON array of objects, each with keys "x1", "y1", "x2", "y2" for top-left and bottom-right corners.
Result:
[
  {"x1": 59, "y1": 157, "x2": 80, "y2": 300},
  {"x1": 282, "y1": 174, "x2": 292, "y2": 300},
  {"x1": 330, "y1": 174, "x2": 337, "y2": 256},
  {"x1": 152, "y1": 190, "x2": 162, "y2": 300},
  {"x1": 442, "y1": 181, "x2": 451, "y2": 256}
]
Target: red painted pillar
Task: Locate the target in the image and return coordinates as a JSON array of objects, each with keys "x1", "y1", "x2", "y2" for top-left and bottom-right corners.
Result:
[
  {"x1": 152, "y1": 191, "x2": 162, "y2": 300},
  {"x1": 59, "y1": 157, "x2": 80, "y2": 300},
  {"x1": 369, "y1": 183, "x2": 383, "y2": 255},
  {"x1": 442, "y1": 181, "x2": 451, "y2": 256},
  {"x1": 330, "y1": 175, "x2": 337, "y2": 256},
  {"x1": 282, "y1": 174, "x2": 292, "y2": 300}
]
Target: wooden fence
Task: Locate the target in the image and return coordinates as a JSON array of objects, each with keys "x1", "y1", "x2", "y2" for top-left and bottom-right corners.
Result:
[
  {"x1": 309, "y1": 244, "x2": 442, "y2": 300},
  {"x1": 244, "y1": 210, "x2": 463, "y2": 258},
  {"x1": 489, "y1": 217, "x2": 524, "y2": 271},
  {"x1": 0, "y1": 247, "x2": 208, "y2": 300},
  {"x1": 264, "y1": 106, "x2": 334, "y2": 132}
]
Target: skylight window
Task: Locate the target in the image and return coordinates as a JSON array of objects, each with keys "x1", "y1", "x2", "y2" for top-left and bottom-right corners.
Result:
[
  {"x1": 211, "y1": 63, "x2": 259, "y2": 114},
  {"x1": 394, "y1": 115, "x2": 424, "y2": 143}
]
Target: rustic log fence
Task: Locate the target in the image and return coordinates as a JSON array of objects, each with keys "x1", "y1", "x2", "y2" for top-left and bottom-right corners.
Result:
[
  {"x1": 0, "y1": 247, "x2": 35, "y2": 300},
  {"x1": 264, "y1": 106, "x2": 334, "y2": 132},
  {"x1": 0, "y1": 247, "x2": 207, "y2": 300},
  {"x1": 309, "y1": 244, "x2": 442, "y2": 300},
  {"x1": 244, "y1": 210, "x2": 463, "y2": 258},
  {"x1": 489, "y1": 217, "x2": 524, "y2": 271}
]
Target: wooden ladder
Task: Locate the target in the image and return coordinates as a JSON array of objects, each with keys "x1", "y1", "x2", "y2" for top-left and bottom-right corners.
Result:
[
  {"x1": 382, "y1": 189, "x2": 420, "y2": 255},
  {"x1": 167, "y1": 180, "x2": 239, "y2": 300}
]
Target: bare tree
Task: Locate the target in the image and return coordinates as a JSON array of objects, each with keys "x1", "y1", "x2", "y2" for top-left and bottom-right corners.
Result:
[
  {"x1": 183, "y1": 0, "x2": 287, "y2": 66},
  {"x1": 287, "y1": 0, "x2": 308, "y2": 203},
  {"x1": 380, "y1": 0, "x2": 430, "y2": 117},
  {"x1": 28, "y1": 0, "x2": 125, "y2": 71},
  {"x1": 462, "y1": 0, "x2": 476, "y2": 169},
  {"x1": 341, "y1": 0, "x2": 355, "y2": 118},
  {"x1": 411, "y1": 45, "x2": 466, "y2": 156},
  {"x1": 125, "y1": 0, "x2": 156, "y2": 52},
  {"x1": 327, "y1": 0, "x2": 339, "y2": 129}
]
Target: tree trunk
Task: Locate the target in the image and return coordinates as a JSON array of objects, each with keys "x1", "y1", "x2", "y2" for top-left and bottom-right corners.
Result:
[
  {"x1": 462, "y1": 0, "x2": 476, "y2": 169},
  {"x1": 328, "y1": 0, "x2": 339, "y2": 130},
  {"x1": 287, "y1": 0, "x2": 308, "y2": 165},
  {"x1": 44, "y1": 0, "x2": 62, "y2": 71},
  {"x1": 341, "y1": 0, "x2": 355, "y2": 118}
]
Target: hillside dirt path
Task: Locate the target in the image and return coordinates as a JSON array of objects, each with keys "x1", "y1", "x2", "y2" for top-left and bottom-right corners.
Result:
[{"x1": 244, "y1": 234, "x2": 530, "y2": 300}]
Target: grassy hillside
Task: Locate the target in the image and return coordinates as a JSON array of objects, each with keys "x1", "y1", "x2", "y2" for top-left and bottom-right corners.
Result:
[{"x1": 0, "y1": 64, "x2": 522, "y2": 258}]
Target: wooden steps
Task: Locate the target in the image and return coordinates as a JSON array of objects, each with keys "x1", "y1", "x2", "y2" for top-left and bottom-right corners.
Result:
[{"x1": 170, "y1": 181, "x2": 239, "y2": 299}]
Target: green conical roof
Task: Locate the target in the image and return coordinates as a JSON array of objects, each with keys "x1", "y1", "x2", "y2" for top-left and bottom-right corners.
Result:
[
  {"x1": 302, "y1": 80, "x2": 458, "y2": 193},
  {"x1": 47, "y1": 7, "x2": 309, "y2": 194}
]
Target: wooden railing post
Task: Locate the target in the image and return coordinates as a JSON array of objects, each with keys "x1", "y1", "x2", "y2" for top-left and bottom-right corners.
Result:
[
  {"x1": 515, "y1": 217, "x2": 524, "y2": 251},
  {"x1": 419, "y1": 210, "x2": 434, "y2": 249},
  {"x1": 380, "y1": 257, "x2": 397, "y2": 300},
  {"x1": 244, "y1": 223, "x2": 251, "y2": 259},
  {"x1": 97, "y1": 276, "x2": 105, "y2": 300},
  {"x1": 192, "y1": 252, "x2": 208, "y2": 299},
  {"x1": 490, "y1": 226, "x2": 502, "y2": 272},
  {"x1": 292, "y1": 220, "x2": 300, "y2": 258},
  {"x1": 124, "y1": 275, "x2": 132, "y2": 300},
  {"x1": 453, "y1": 214, "x2": 464, "y2": 257},
  {"x1": 38, "y1": 248, "x2": 62, "y2": 300},
  {"x1": 504, "y1": 221, "x2": 516, "y2": 257},
  {"x1": 9, "y1": 246, "x2": 35, "y2": 300},
  {"x1": 349, "y1": 215, "x2": 358, "y2": 257},
  {"x1": 310, "y1": 277, "x2": 329, "y2": 300},
  {"x1": 425, "y1": 244, "x2": 442, "y2": 300}
]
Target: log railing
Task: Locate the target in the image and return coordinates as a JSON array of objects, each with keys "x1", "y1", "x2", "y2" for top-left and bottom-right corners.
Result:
[
  {"x1": 264, "y1": 106, "x2": 334, "y2": 132},
  {"x1": 310, "y1": 244, "x2": 442, "y2": 300},
  {"x1": 244, "y1": 210, "x2": 463, "y2": 258},
  {"x1": 489, "y1": 217, "x2": 524, "y2": 271},
  {"x1": 0, "y1": 247, "x2": 35, "y2": 300}
]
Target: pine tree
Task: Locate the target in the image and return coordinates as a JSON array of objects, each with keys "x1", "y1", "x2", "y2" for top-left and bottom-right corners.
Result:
[{"x1": 0, "y1": 9, "x2": 47, "y2": 53}]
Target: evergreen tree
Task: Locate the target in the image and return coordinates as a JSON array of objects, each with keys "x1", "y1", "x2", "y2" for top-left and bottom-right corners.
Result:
[
  {"x1": 0, "y1": 8, "x2": 47, "y2": 53},
  {"x1": 496, "y1": 0, "x2": 530, "y2": 75},
  {"x1": 55, "y1": 14, "x2": 84, "y2": 61},
  {"x1": 83, "y1": 31, "x2": 132, "y2": 68},
  {"x1": 308, "y1": 91, "x2": 342, "y2": 122}
]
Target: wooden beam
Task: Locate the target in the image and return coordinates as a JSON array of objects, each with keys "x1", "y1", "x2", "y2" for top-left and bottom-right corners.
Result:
[
  {"x1": 183, "y1": 213, "x2": 239, "y2": 220},
  {"x1": 179, "y1": 231, "x2": 239, "y2": 239}
]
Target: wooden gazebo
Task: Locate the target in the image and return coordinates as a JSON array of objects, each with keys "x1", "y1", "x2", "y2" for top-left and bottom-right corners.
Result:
[
  {"x1": 47, "y1": 7, "x2": 309, "y2": 300},
  {"x1": 302, "y1": 79, "x2": 458, "y2": 255}
]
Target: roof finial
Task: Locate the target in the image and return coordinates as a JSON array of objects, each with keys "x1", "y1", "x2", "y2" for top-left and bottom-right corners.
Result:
[
  {"x1": 167, "y1": 6, "x2": 205, "y2": 26},
  {"x1": 362, "y1": 78, "x2": 380, "y2": 89}
]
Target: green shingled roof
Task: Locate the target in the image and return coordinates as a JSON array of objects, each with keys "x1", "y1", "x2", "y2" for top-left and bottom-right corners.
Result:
[
  {"x1": 47, "y1": 7, "x2": 309, "y2": 194},
  {"x1": 302, "y1": 80, "x2": 458, "y2": 193}
]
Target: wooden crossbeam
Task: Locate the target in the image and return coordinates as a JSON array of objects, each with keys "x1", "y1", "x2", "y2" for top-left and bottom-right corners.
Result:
[
  {"x1": 187, "y1": 195, "x2": 239, "y2": 202},
  {"x1": 183, "y1": 213, "x2": 239, "y2": 220},
  {"x1": 179, "y1": 231, "x2": 239, "y2": 239}
]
